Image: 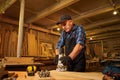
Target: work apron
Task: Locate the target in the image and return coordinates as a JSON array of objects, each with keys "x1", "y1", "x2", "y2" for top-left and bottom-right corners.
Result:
[{"x1": 64, "y1": 33, "x2": 86, "y2": 72}]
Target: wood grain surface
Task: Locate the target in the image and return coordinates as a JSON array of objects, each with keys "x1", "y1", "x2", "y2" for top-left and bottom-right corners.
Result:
[{"x1": 9, "y1": 70, "x2": 104, "y2": 80}]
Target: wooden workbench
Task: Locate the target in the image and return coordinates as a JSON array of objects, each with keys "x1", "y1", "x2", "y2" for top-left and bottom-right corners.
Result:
[{"x1": 9, "y1": 70, "x2": 104, "y2": 80}]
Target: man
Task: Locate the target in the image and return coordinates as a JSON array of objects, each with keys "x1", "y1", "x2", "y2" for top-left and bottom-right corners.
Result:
[{"x1": 54, "y1": 15, "x2": 86, "y2": 72}]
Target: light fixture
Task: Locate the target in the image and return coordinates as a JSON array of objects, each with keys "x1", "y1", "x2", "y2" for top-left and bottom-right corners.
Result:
[
  {"x1": 109, "y1": 0, "x2": 119, "y2": 15},
  {"x1": 113, "y1": 10, "x2": 118, "y2": 15},
  {"x1": 90, "y1": 37, "x2": 93, "y2": 40},
  {"x1": 57, "y1": 28, "x2": 60, "y2": 31}
]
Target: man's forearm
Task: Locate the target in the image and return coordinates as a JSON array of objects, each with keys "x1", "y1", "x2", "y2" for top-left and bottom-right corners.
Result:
[
  {"x1": 69, "y1": 44, "x2": 83, "y2": 60},
  {"x1": 55, "y1": 48, "x2": 60, "y2": 55}
]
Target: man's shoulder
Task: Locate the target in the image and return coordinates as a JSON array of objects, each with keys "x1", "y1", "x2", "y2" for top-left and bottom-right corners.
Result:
[
  {"x1": 74, "y1": 24, "x2": 84, "y2": 28},
  {"x1": 74, "y1": 24, "x2": 85, "y2": 31}
]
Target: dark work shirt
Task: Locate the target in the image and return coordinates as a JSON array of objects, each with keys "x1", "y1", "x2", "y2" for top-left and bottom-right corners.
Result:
[{"x1": 56, "y1": 24, "x2": 86, "y2": 49}]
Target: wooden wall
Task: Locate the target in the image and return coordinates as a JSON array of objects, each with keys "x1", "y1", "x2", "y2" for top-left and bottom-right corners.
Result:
[
  {"x1": 86, "y1": 39, "x2": 120, "y2": 60},
  {"x1": 2, "y1": 21, "x2": 119, "y2": 60},
  {"x1": 0, "y1": 22, "x2": 59, "y2": 58}
]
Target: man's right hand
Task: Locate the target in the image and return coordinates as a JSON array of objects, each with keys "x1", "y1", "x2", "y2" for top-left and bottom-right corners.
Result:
[{"x1": 53, "y1": 55, "x2": 59, "y2": 65}]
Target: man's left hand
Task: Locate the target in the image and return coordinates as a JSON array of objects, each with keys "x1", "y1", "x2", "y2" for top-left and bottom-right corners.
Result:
[{"x1": 60, "y1": 56, "x2": 72, "y2": 65}]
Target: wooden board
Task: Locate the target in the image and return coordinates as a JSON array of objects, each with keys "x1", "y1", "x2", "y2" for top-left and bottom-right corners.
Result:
[
  {"x1": 9, "y1": 71, "x2": 54, "y2": 80},
  {"x1": 28, "y1": 33, "x2": 37, "y2": 56},
  {"x1": 40, "y1": 43, "x2": 55, "y2": 57},
  {"x1": 50, "y1": 70, "x2": 103, "y2": 80},
  {"x1": 4, "y1": 57, "x2": 34, "y2": 63},
  {"x1": 9, "y1": 70, "x2": 103, "y2": 80},
  {"x1": 3, "y1": 57, "x2": 44, "y2": 66}
]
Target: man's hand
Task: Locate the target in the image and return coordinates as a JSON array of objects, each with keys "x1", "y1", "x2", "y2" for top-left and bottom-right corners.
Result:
[
  {"x1": 60, "y1": 56, "x2": 72, "y2": 65},
  {"x1": 53, "y1": 55, "x2": 59, "y2": 65}
]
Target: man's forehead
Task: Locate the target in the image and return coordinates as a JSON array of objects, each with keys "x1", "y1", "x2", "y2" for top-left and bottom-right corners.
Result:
[{"x1": 61, "y1": 20, "x2": 71, "y2": 24}]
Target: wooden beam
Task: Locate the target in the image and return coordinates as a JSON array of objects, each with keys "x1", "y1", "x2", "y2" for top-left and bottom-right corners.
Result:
[
  {"x1": 26, "y1": 0, "x2": 80, "y2": 23},
  {"x1": 88, "y1": 32, "x2": 120, "y2": 43},
  {"x1": 0, "y1": 16, "x2": 19, "y2": 25},
  {"x1": 87, "y1": 32, "x2": 120, "y2": 41},
  {"x1": 89, "y1": 38, "x2": 120, "y2": 44},
  {"x1": 85, "y1": 17, "x2": 120, "y2": 30},
  {"x1": 45, "y1": 18, "x2": 57, "y2": 23},
  {"x1": 89, "y1": 35, "x2": 120, "y2": 41},
  {"x1": 0, "y1": 17, "x2": 60, "y2": 36},
  {"x1": 87, "y1": 31, "x2": 120, "y2": 38},
  {"x1": 74, "y1": 4, "x2": 120, "y2": 21},
  {"x1": 0, "y1": 0, "x2": 16, "y2": 14},
  {"x1": 29, "y1": 24, "x2": 60, "y2": 36},
  {"x1": 86, "y1": 24, "x2": 120, "y2": 36},
  {"x1": 89, "y1": 37, "x2": 120, "y2": 44},
  {"x1": 108, "y1": 0, "x2": 115, "y2": 7},
  {"x1": 67, "y1": 7, "x2": 93, "y2": 23},
  {"x1": 50, "y1": 4, "x2": 120, "y2": 30},
  {"x1": 50, "y1": 7, "x2": 93, "y2": 29}
]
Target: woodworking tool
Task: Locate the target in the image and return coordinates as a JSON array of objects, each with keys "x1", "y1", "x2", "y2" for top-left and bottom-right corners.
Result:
[
  {"x1": 38, "y1": 69, "x2": 50, "y2": 78},
  {"x1": 56, "y1": 52, "x2": 67, "y2": 72}
]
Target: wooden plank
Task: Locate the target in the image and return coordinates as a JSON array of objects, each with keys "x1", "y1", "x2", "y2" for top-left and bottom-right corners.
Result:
[
  {"x1": 8, "y1": 71, "x2": 54, "y2": 80},
  {"x1": 28, "y1": 32, "x2": 37, "y2": 56},
  {"x1": 9, "y1": 31, "x2": 17, "y2": 57},
  {"x1": 8, "y1": 31, "x2": 12, "y2": 57},
  {"x1": 4, "y1": 63, "x2": 44, "y2": 66},
  {"x1": 37, "y1": 32, "x2": 41, "y2": 56},
  {"x1": 9, "y1": 70, "x2": 103, "y2": 80},
  {"x1": 0, "y1": 33, "x2": 2, "y2": 57},
  {"x1": 1, "y1": 30, "x2": 6, "y2": 57},
  {"x1": 4, "y1": 57, "x2": 34, "y2": 63},
  {"x1": 12, "y1": 31, "x2": 17, "y2": 57},
  {"x1": 50, "y1": 70, "x2": 103, "y2": 80},
  {"x1": 3, "y1": 57, "x2": 44, "y2": 66},
  {"x1": 22, "y1": 32, "x2": 28, "y2": 56}
]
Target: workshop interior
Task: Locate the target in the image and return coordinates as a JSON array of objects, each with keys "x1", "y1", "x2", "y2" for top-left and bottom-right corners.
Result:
[{"x1": 0, "y1": 0, "x2": 120, "y2": 80}]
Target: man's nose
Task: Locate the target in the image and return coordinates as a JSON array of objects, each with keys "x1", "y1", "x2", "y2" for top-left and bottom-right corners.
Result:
[{"x1": 62, "y1": 26, "x2": 65, "y2": 29}]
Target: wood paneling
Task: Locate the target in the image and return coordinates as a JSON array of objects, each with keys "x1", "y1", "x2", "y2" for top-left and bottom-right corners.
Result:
[
  {"x1": 28, "y1": 32, "x2": 37, "y2": 56},
  {"x1": 0, "y1": 22, "x2": 59, "y2": 58}
]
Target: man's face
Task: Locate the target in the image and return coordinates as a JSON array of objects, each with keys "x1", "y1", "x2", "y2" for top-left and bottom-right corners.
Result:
[{"x1": 61, "y1": 20, "x2": 73, "y2": 32}]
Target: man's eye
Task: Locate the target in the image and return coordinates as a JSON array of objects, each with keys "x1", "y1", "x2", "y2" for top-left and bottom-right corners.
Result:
[{"x1": 61, "y1": 23, "x2": 66, "y2": 26}]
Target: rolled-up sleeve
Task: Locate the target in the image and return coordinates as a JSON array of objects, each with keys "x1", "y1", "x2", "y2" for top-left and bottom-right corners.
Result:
[
  {"x1": 56, "y1": 31, "x2": 65, "y2": 49},
  {"x1": 76, "y1": 26, "x2": 86, "y2": 46}
]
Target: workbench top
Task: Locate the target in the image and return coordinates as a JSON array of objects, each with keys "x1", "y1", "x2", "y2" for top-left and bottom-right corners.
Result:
[{"x1": 9, "y1": 70, "x2": 104, "y2": 80}]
